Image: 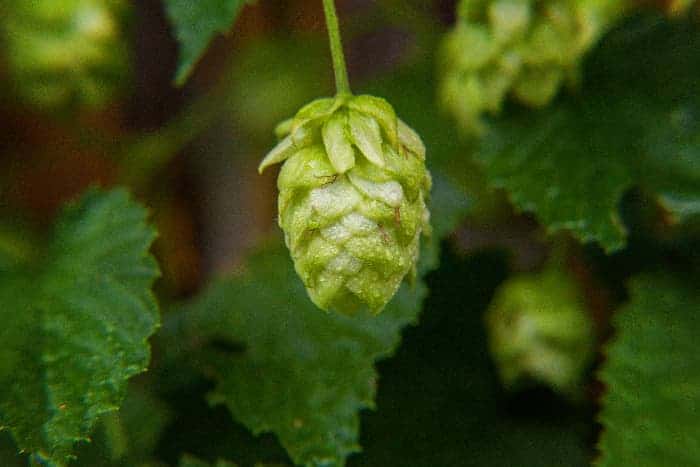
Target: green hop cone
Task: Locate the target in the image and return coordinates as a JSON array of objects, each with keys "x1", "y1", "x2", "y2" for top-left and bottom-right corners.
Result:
[
  {"x1": 485, "y1": 268, "x2": 596, "y2": 395},
  {"x1": 259, "y1": 95, "x2": 432, "y2": 314},
  {"x1": 4, "y1": 0, "x2": 130, "y2": 113},
  {"x1": 439, "y1": 0, "x2": 627, "y2": 134}
]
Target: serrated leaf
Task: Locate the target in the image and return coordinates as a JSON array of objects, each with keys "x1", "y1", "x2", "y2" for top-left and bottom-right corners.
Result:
[
  {"x1": 0, "y1": 188, "x2": 160, "y2": 465},
  {"x1": 165, "y1": 0, "x2": 250, "y2": 85},
  {"x1": 478, "y1": 103, "x2": 633, "y2": 251},
  {"x1": 174, "y1": 249, "x2": 426, "y2": 467},
  {"x1": 597, "y1": 273, "x2": 700, "y2": 467},
  {"x1": 476, "y1": 16, "x2": 700, "y2": 252},
  {"x1": 166, "y1": 177, "x2": 468, "y2": 467}
]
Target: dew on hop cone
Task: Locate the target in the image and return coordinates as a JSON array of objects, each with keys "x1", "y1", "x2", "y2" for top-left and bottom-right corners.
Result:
[
  {"x1": 438, "y1": 0, "x2": 628, "y2": 134},
  {"x1": 4, "y1": 0, "x2": 130, "y2": 113},
  {"x1": 485, "y1": 269, "x2": 596, "y2": 395},
  {"x1": 259, "y1": 95, "x2": 432, "y2": 314}
]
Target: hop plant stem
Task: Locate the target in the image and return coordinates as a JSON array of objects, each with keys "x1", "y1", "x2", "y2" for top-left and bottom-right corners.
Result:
[{"x1": 322, "y1": 0, "x2": 352, "y2": 96}]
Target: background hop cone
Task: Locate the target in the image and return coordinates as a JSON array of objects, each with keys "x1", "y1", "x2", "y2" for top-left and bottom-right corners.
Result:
[
  {"x1": 485, "y1": 268, "x2": 596, "y2": 395},
  {"x1": 439, "y1": 0, "x2": 627, "y2": 134},
  {"x1": 3, "y1": 0, "x2": 130, "y2": 113},
  {"x1": 259, "y1": 95, "x2": 432, "y2": 314}
]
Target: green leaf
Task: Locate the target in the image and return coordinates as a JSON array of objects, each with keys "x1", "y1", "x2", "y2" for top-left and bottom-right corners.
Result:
[
  {"x1": 0, "y1": 188, "x2": 160, "y2": 465},
  {"x1": 166, "y1": 177, "x2": 468, "y2": 467},
  {"x1": 180, "y1": 454, "x2": 239, "y2": 467},
  {"x1": 198, "y1": 262, "x2": 426, "y2": 467},
  {"x1": 353, "y1": 249, "x2": 592, "y2": 467},
  {"x1": 597, "y1": 273, "x2": 700, "y2": 467},
  {"x1": 110, "y1": 388, "x2": 171, "y2": 463},
  {"x1": 72, "y1": 384, "x2": 172, "y2": 466},
  {"x1": 476, "y1": 16, "x2": 700, "y2": 252},
  {"x1": 165, "y1": 0, "x2": 250, "y2": 85},
  {"x1": 0, "y1": 432, "x2": 24, "y2": 467}
]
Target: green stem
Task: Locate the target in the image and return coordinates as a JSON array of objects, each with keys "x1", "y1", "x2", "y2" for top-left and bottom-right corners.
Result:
[{"x1": 322, "y1": 0, "x2": 351, "y2": 95}]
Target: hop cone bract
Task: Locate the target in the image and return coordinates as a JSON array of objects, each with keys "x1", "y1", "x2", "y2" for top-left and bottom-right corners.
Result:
[
  {"x1": 485, "y1": 269, "x2": 596, "y2": 395},
  {"x1": 259, "y1": 95, "x2": 432, "y2": 314},
  {"x1": 439, "y1": 0, "x2": 627, "y2": 133},
  {"x1": 4, "y1": 0, "x2": 130, "y2": 113}
]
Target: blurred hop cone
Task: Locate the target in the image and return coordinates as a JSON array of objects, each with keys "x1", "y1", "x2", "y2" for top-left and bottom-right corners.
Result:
[
  {"x1": 4, "y1": 0, "x2": 130, "y2": 113},
  {"x1": 438, "y1": 0, "x2": 627, "y2": 134},
  {"x1": 259, "y1": 95, "x2": 432, "y2": 314},
  {"x1": 485, "y1": 268, "x2": 596, "y2": 395}
]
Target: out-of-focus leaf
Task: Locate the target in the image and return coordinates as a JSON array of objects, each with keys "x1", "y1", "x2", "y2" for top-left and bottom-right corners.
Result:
[
  {"x1": 0, "y1": 433, "x2": 24, "y2": 467},
  {"x1": 166, "y1": 177, "x2": 468, "y2": 467},
  {"x1": 639, "y1": 102, "x2": 700, "y2": 223},
  {"x1": 597, "y1": 273, "x2": 700, "y2": 467},
  {"x1": 180, "y1": 454, "x2": 239, "y2": 467},
  {"x1": 419, "y1": 173, "x2": 472, "y2": 274},
  {"x1": 228, "y1": 37, "x2": 331, "y2": 140},
  {"x1": 476, "y1": 16, "x2": 700, "y2": 252},
  {"x1": 179, "y1": 453, "x2": 286, "y2": 467},
  {"x1": 0, "y1": 189, "x2": 160, "y2": 465},
  {"x1": 0, "y1": 221, "x2": 36, "y2": 272},
  {"x1": 165, "y1": 0, "x2": 251, "y2": 85},
  {"x1": 115, "y1": 387, "x2": 172, "y2": 463},
  {"x1": 73, "y1": 384, "x2": 172, "y2": 466},
  {"x1": 350, "y1": 249, "x2": 592, "y2": 467}
]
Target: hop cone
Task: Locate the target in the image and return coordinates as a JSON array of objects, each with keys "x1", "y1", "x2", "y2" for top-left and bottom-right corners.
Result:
[
  {"x1": 4, "y1": 0, "x2": 130, "y2": 113},
  {"x1": 439, "y1": 0, "x2": 627, "y2": 134},
  {"x1": 259, "y1": 95, "x2": 432, "y2": 314},
  {"x1": 485, "y1": 269, "x2": 595, "y2": 395}
]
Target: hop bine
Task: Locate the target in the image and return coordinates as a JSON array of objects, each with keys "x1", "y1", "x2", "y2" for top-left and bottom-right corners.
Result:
[{"x1": 259, "y1": 95, "x2": 432, "y2": 314}]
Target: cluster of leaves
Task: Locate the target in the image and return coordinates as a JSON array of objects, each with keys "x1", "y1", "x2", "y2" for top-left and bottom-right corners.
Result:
[
  {"x1": 0, "y1": 1, "x2": 698, "y2": 467},
  {"x1": 477, "y1": 15, "x2": 700, "y2": 251},
  {"x1": 471, "y1": 13, "x2": 700, "y2": 467}
]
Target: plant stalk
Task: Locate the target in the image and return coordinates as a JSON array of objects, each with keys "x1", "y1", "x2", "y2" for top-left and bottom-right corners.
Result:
[{"x1": 322, "y1": 0, "x2": 351, "y2": 95}]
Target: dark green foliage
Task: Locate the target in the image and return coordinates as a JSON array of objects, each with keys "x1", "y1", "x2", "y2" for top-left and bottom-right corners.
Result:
[
  {"x1": 162, "y1": 178, "x2": 469, "y2": 467},
  {"x1": 351, "y1": 249, "x2": 593, "y2": 467},
  {"x1": 476, "y1": 16, "x2": 700, "y2": 251},
  {"x1": 165, "y1": 0, "x2": 251, "y2": 84},
  {"x1": 0, "y1": 2, "x2": 697, "y2": 467},
  {"x1": 0, "y1": 189, "x2": 160, "y2": 465},
  {"x1": 598, "y1": 274, "x2": 700, "y2": 467}
]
